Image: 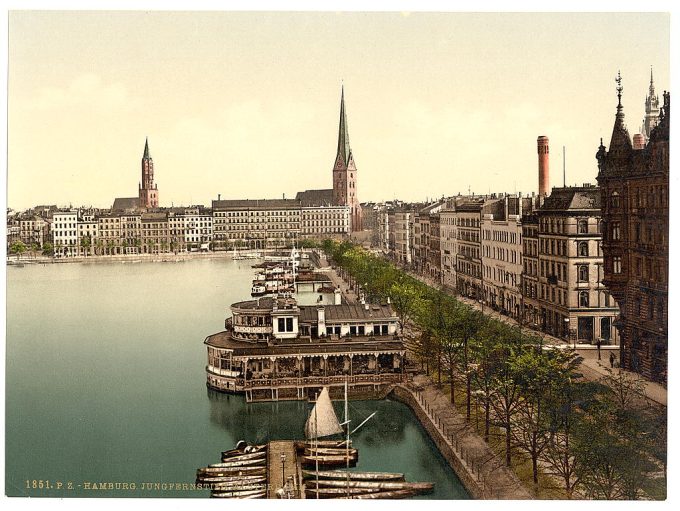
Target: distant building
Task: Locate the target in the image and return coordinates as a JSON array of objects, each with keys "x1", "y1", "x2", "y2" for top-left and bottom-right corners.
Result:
[
  {"x1": 139, "y1": 138, "x2": 159, "y2": 209},
  {"x1": 597, "y1": 74, "x2": 669, "y2": 383},
  {"x1": 52, "y1": 210, "x2": 78, "y2": 257}
]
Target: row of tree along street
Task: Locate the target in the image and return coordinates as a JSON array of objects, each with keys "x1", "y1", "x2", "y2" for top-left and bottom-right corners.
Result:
[{"x1": 321, "y1": 239, "x2": 666, "y2": 500}]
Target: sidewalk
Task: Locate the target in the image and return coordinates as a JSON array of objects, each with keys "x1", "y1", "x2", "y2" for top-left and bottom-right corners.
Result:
[{"x1": 407, "y1": 270, "x2": 668, "y2": 407}]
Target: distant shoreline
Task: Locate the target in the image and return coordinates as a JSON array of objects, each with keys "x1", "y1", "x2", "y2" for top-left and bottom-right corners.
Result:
[{"x1": 6, "y1": 251, "x2": 244, "y2": 265}]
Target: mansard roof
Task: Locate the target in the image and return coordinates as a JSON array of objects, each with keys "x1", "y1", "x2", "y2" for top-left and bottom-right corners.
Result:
[
  {"x1": 538, "y1": 186, "x2": 601, "y2": 213},
  {"x1": 212, "y1": 198, "x2": 302, "y2": 210},
  {"x1": 112, "y1": 197, "x2": 140, "y2": 211}
]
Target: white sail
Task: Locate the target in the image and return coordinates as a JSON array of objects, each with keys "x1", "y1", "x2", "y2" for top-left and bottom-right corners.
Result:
[{"x1": 305, "y1": 387, "x2": 343, "y2": 439}]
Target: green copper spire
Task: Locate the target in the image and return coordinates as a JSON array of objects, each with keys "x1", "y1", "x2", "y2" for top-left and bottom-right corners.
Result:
[
  {"x1": 336, "y1": 86, "x2": 351, "y2": 166},
  {"x1": 143, "y1": 137, "x2": 150, "y2": 159}
]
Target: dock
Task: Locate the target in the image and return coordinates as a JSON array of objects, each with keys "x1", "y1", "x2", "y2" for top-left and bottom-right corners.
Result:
[
  {"x1": 197, "y1": 440, "x2": 434, "y2": 499},
  {"x1": 267, "y1": 440, "x2": 304, "y2": 498}
]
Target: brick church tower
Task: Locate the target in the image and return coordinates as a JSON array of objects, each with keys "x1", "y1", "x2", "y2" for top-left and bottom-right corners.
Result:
[
  {"x1": 139, "y1": 138, "x2": 159, "y2": 208},
  {"x1": 332, "y1": 86, "x2": 362, "y2": 232}
]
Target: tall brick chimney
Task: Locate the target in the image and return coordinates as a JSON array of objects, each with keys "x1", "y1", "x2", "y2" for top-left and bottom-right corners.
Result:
[{"x1": 537, "y1": 136, "x2": 549, "y2": 196}]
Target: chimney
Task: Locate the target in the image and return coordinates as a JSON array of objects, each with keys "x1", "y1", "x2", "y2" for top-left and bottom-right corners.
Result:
[
  {"x1": 537, "y1": 136, "x2": 550, "y2": 196},
  {"x1": 317, "y1": 305, "x2": 326, "y2": 335},
  {"x1": 334, "y1": 288, "x2": 342, "y2": 305},
  {"x1": 218, "y1": 193, "x2": 221, "y2": 201},
  {"x1": 633, "y1": 134, "x2": 645, "y2": 150}
]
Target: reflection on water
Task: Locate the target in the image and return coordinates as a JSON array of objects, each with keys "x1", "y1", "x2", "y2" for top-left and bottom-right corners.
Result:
[{"x1": 6, "y1": 259, "x2": 469, "y2": 499}]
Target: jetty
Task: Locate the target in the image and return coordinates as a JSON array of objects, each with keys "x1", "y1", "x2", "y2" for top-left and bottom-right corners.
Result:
[{"x1": 197, "y1": 440, "x2": 434, "y2": 499}]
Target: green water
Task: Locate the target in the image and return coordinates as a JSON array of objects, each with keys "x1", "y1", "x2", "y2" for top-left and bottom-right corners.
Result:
[{"x1": 5, "y1": 259, "x2": 469, "y2": 499}]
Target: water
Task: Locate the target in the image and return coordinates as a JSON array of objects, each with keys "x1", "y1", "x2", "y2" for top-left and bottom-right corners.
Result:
[{"x1": 5, "y1": 258, "x2": 469, "y2": 499}]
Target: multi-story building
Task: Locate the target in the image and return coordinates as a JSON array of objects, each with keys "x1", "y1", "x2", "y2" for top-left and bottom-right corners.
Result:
[
  {"x1": 455, "y1": 200, "x2": 485, "y2": 300},
  {"x1": 97, "y1": 213, "x2": 122, "y2": 255},
  {"x1": 481, "y1": 197, "x2": 523, "y2": 320},
  {"x1": 536, "y1": 185, "x2": 618, "y2": 343},
  {"x1": 440, "y1": 199, "x2": 460, "y2": 293},
  {"x1": 300, "y1": 205, "x2": 350, "y2": 239},
  {"x1": 120, "y1": 213, "x2": 142, "y2": 254},
  {"x1": 212, "y1": 199, "x2": 302, "y2": 249},
  {"x1": 184, "y1": 207, "x2": 213, "y2": 250},
  {"x1": 597, "y1": 77, "x2": 669, "y2": 383},
  {"x1": 168, "y1": 209, "x2": 187, "y2": 253},
  {"x1": 521, "y1": 212, "x2": 540, "y2": 328},
  {"x1": 19, "y1": 215, "x2": 50, "y2": 249},
  {"x1": 428, "y1": 211, "x2": 442, "y2": 283},
  {"x1": 390, "y1": 206, "x2": 417, "y2": 267},
  {"x1": 77, "y1": 212, "x2": 98, "y2": 257},
  {"x1": 140, "y1": 212, "x2": 171, "y2": 254},
  {"x1": 52, "y1": 210, "x2": 78, "y2": 258}
]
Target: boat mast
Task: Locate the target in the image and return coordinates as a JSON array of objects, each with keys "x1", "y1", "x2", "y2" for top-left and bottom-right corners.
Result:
[
  {"x1": 345, "y1": 379, "x2": 350, "y2": 498},
  {"x1": 315, "y1": 390, "x2": 319, "y2": 499}
]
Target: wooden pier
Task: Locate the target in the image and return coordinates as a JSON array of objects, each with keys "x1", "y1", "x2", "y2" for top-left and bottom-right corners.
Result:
[{"x1": 267, "y1": 441, "x2": 304, "y2": 499}]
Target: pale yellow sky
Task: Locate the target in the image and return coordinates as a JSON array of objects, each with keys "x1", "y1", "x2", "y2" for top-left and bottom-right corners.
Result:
[{"x1": 7, "y1": 11, "x2": 670, "y2": 210}]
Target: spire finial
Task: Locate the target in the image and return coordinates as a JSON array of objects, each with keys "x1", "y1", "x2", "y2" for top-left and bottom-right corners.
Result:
[
  {"x1": 143, "y1": 137, "x2": 150, "y2": 159},
  {"x1": 650, "y1": 66, "x2": 654, "y2": 85},
  {"x1": 615, "y1": 70, "x2": 623, "y2": 110}
]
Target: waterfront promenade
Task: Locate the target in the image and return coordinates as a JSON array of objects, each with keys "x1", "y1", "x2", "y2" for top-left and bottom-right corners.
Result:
[{"x1": 409, "y1": 272, "x2": 667, "y2": 407}]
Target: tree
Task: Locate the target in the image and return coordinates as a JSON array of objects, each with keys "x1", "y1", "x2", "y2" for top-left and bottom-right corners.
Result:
[
  {"x1": 9, "y1": 240, "x2": 27, "y2": 258},
  {"x1": 511, "y1": 348, "x2": 582, "y2": 486},
  {"x1": 42, "y1": 242, "x2": 54, "y2": 257},
  {"x1": 389, "y1": 276, "x2": 424, "y2": 335},
  {"x1": 80, "y1": 235, "x2": 91, "y2": 256}
]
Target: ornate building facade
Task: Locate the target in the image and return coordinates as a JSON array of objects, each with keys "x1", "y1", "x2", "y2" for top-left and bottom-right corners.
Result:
[{"x1": 597, "y1": 74, "x2": 669, "y2": 384}]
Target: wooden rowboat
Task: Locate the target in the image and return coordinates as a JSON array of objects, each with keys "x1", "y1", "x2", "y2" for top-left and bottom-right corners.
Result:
[
  {"x1": 305, "y1": 487, "x2": 382, "y2": 497},
  {"x1": 310, "y1": 480, "x2": 434, "y2": 492},
  {"x1": 208, "y1": 457, "x2": 267, "y2": 468},
  {"x1": 211, "y1": 487, "x2": 267, "y2": 498},
  {"x1": 209, "y1": 477, "x2": 267, "y2": 489},
  {"x1": 304, "y1": 447, "x2": 358, "y2": 456},
  {"x1": 347, "y1": 489, "x2": 416, "y2": 499},
  {"x1": 198, "y1": 466, "x2": 266, "y2": 476},
  {"x1": 221, "y1": 445, "x2": 266, "y2": 458},
  {"x1": 197, "y1": 474, "x2": 266, "y2": 484},
  {"x1": 301, "y1": 455, "x2": 357, "y2": 467},
  {"x1": 220, "y1": 451, "x2": 267, "y2": 462},
  {"x1": 302, "y1": 469, "x2": 405, "y2": 481}
]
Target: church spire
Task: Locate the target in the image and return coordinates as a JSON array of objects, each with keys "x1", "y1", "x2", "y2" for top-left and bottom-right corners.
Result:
[
  {"x1": 609, "y1": 71, "x2": 632, "y2": 157},
  {"x1": 336, "y1": 85, "x2": 352, "y2": 167},
  {"x1": 642, "y1": 66, "x2": 661, "y2": 139},
  {"x1": 143, "y1": 137, "x2": 150, "y2": 159}
]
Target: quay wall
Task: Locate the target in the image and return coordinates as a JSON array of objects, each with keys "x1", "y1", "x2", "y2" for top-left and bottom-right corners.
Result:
[{"x1": 389, "y1": 386, "x2": 485, "y2": 499}]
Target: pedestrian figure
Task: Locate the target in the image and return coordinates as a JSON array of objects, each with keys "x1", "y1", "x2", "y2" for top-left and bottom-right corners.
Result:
[
  {"x1": 609, "y1": 351, "x2": 615, "y2": 368},
  {"x1": 596, "y1": 338, "x2": 602, "y2": 360}
]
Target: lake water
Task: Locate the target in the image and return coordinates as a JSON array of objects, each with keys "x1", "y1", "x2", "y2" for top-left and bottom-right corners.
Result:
[{"x1": 5, "y1": 258, "x2": 469, "y2": 499}]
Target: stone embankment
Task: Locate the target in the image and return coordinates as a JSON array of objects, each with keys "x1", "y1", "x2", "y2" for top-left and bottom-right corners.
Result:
[{"x1": 390, "y1": 376, "x2": 532, "y2": 500}]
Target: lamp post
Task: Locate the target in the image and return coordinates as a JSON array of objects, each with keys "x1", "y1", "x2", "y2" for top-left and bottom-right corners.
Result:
[{"x1": 280, "y1": 453, "x2": 286, "y2": 492}]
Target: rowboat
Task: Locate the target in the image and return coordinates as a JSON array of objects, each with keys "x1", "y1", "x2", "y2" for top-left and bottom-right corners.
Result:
[
  {"x1": 301, "y1": 455, "x2": 357, "y2": 467},
  {"x1": 302, "y1": 469, "x2": 404, "y2": 481},
  {"x1": 211, "y1": 487, "x2": 267, "y2": 498},
  {"x1": 197, "y1": 466, "x2": 266, "y2": 476},
  {"x1": 309, "y1": 480, "x2": 434, "y2": 492},
  {"x1": 304, "y1": 447, "x2": 358, "y2": 456},
  {"x1": 197, "y1": 474, "x2": 266, "y2": 484},
  {"x1": 220, "y1": 451, "x2": 267, "y2": 462},
  {"x1": 208, "y1": 457, "x2": 267, "y2": 468},
  {"x1": 221, "y1": 445, "x2": 266, "y2": 458},
  {"x1": 209, "y1": 477, "x2": 267, "y2": 489},
  {"x1": 347, "y1": 489, "x2": 416, "y2": 499},
  {"x1": 305, "y1": 487, "x2": 382, "y2": 498}
]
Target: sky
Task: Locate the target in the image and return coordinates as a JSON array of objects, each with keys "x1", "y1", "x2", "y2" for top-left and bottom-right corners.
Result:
[{"x1": 6, "y1": 10, "x2": 671, "y2": 211}]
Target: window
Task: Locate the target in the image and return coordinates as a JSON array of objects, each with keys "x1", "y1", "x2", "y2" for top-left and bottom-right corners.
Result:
[
  {"x1": 578, "y1": 265, "x2": 589, "y2": 282},
  {"x1": 613, "y1": 256, "x2": 622, "y2": 274},
  {"x1": 578, "y1": 220, "x2": 588, "y2": 234},
  {"x1": 611, "y1": 222, "x2": 620, "y2": 240},
  {"x1": 578, "y1": 242, "x2": 589, "y2": 257},
  {"x1": 579, "y1": 291, "x2": 589, "y2": 308},
  {"x1": 611, "y1": 191, "x2": 620, "y2": 208}
]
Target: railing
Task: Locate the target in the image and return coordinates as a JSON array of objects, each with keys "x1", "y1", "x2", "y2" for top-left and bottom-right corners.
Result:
[{"x1": 243, "y1": 372, "x2": 404, "y2": 389}]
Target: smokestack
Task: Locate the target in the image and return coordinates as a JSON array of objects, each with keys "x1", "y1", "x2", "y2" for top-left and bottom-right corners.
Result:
[{"x1": 537, "y1": 136, "x2": 550, "y2": 196}]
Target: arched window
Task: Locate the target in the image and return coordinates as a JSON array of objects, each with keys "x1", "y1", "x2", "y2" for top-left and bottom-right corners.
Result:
[
  {"x1": 578, "y1": 241, "x2": 589, "y2": 257},
  {"x1": 611, "y1": 191, "x2": 620, "y2": 208},
  {"x1": 579, "y1": 291, "x2": 589, "y2": 308},
  {"x1": 578, "y1": 220, "x2": 588, "y2": 234},
  {"x1": 578, "y1": 265, "x2": 589, "y2": 282}
]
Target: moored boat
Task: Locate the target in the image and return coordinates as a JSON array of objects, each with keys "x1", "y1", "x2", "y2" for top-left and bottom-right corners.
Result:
[{"x1": 302, "y1": 469, "x2": 404, "y2": 481}]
